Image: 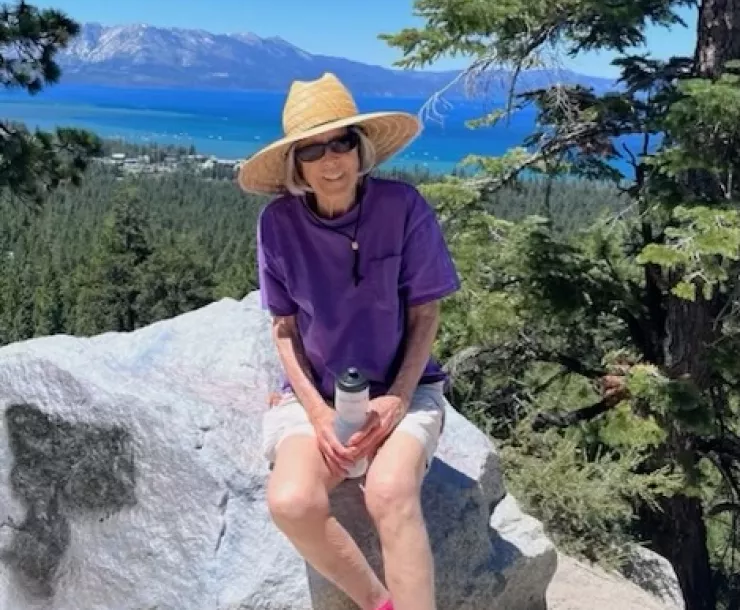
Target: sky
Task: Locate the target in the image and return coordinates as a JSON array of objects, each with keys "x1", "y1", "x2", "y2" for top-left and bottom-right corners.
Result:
[{"x1": 39, "y1": 0, "x2": 698, "y2": 78}]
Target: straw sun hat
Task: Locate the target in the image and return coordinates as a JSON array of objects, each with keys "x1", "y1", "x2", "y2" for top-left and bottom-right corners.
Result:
[{"x1": 237, "y1": 72, "x2": 422, "y2": 194}]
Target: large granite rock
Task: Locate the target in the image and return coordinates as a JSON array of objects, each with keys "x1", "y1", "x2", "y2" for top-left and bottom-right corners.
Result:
[
  {"x1": 0, "y1": 292, "x2": 556, "y2": 610},
  {"x1": 547, "y1": 553, "x2": 684, "y2": 610},
  {"x1": 621, "y1": 546, "x2": 685, "y2": 610}
]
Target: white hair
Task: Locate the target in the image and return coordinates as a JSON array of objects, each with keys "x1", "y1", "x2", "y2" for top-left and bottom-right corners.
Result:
[{"x1": 284, "y1": 126, "x2": 377, "y2": 196}]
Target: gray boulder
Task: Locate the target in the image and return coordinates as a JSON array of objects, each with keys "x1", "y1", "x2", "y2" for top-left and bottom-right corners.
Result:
[
  {"x1": 621, "y1": 546, "x2": 685, "y2": 610},
  {"x1": 0, "y1": 292, "x2": 556, "y2": 610},
  {"x1": 548, "y1": 553, "x2": 684, "y2": 610}
]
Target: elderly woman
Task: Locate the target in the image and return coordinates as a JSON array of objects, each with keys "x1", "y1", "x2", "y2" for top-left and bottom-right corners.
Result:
[{"x1": 237, "y1": 73, "x2": 460, "y2": 610}]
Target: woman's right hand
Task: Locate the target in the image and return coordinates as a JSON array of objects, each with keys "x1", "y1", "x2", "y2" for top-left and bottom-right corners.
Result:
[{"x1": 309, "y1": 405, "x2": 355, "y2": 478}]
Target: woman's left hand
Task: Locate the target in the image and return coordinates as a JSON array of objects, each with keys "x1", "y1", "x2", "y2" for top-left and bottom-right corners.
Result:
[{"x1": 346, "y1": 395, "x2": 408, "y2": 460}]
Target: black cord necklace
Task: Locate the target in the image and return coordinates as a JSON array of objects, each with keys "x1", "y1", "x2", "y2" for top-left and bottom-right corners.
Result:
[{"x1": 304, "y1": 182, "x2": 365, "y2": 286}]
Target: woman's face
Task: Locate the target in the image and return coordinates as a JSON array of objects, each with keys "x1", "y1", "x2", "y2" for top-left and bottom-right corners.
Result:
[{"x1": 294, "y1": 127, "x2": 360, "y2": 204}]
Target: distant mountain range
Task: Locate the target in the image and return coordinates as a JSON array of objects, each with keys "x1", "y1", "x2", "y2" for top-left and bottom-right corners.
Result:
[{"x1": 57, "y1": 23, "x2": 615, "y2": 98}]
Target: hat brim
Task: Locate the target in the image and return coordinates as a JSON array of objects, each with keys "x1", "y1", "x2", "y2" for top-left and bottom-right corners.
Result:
[{"x1": 236, "y1": 111, "x2": 421, "y2": 195}]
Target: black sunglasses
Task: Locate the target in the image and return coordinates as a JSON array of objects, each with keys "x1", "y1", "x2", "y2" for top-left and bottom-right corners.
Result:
[{"x1": 294, "y1": 130, "x2": 359, "y2": 163}]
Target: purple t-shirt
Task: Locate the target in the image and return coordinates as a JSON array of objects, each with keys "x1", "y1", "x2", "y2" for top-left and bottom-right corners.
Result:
[{"x1": 257, "y1": 176, "x2": 461, "y2": 400}]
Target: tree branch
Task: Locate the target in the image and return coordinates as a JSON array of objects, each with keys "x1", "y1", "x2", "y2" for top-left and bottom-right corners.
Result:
[
  {"x1": 465, "y1": 120, "x2": 612, "y2": 193},
  {"x1": 707, "y1": 502, "x2": 740, "y2": 518},
  {"x1": 621, "y1": 140, "x2": 638, "y2": 170},
  {"x1": 534, "y1": 348, "x2": 607, "y2": 379},
  {"x1": 531, "y1": 385, "x2": 628, "y2": 431},
  {"x1": 531, "y1": 367, "x2": 569, "y2": 394},
  {"x1": 442, "y1": 345, "x2": 494, "y2": 378},
  {"x1": 692, "y1": 433, "x2": 740, "y2": 462}
]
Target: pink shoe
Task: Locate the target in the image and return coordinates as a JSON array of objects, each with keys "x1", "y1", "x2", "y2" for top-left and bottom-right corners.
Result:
[{"x1": 375, "y1": 601, "x2": 393, "y2": 610}]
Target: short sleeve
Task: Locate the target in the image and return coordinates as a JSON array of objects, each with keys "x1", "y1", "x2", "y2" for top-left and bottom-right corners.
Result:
[
  {"x1": 399, "y1": 189, "x2": 461, "y2": 306},
  {"x1": 257, "y1": 207, "x2": 298, "y2": 316}
]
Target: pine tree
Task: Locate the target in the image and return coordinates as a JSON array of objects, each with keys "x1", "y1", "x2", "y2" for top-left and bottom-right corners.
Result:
[
  {"x1": 0, "y1": 250, "x2": 12, "y2": 344},
  {"x1": 0, "y1": 2, "x2": 99, "y2": 344},
  {"x1": 383, "y1": 2, "x2": 740, "y2": 608},
  {"x1": 0, "y1": 2, "x2": 101, "y2": 204},
  {"x1": 33, "y1": 258, "x2": 64, "y2": 336},
  {"x1": 135, "y1": 232, "x2": 214, "y2": 325},
  {"x1": 74, "y1": 187, "x2": 152, "y2": 335},
  {"x1": 10, "y1": 260, "x2": 34, "y2": 341},
  {"x1": 213, "y1": 234, "x2": 258, "y2": 300}
]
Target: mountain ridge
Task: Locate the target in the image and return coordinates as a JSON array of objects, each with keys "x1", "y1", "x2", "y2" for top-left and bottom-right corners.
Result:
[{"x1": 57, "y1": 23, "x2": 615, "y2": 98}]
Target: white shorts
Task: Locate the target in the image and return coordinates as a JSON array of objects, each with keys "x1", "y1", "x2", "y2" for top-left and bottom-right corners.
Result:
[{"x1": 261, "y1": 381, "x2": 448, "y2": 472}]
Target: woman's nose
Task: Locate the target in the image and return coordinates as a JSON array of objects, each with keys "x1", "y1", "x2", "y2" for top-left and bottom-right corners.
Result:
[
  {"x1": 320, "y1": 152, "x2": 342, "y2": 168},
  {"x1": 323, "y1": 148, "x2": 343, "y2": 162}
]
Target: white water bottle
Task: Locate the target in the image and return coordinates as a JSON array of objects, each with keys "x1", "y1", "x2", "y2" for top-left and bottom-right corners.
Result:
[{"x1": 334, "y1": 367, "x2": 370, "y2": 478}]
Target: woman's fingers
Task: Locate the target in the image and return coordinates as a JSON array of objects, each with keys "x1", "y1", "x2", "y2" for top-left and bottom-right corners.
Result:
[
  {"x1": 327, "y1": 456, "x2": 345, "y2": 478},
  {"x1": 320, "y1": 441, "x2": 346, "y2": 477},
  {"x1": 320, "y1": 430, "x2": 354, "y2": 473},
  {"x1": 347, "y1": 411, "x2": 380, "y2": 447},
  {"x1": 350, "y1": 427, "x2": 383, "y2": 459},
  {"x1": 327, "y1": 433, "x2": 355, "y2": 465}
]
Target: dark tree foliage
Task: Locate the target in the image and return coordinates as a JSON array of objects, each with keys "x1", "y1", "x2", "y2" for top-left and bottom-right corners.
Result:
[
  {"x1": 383, "y1": 1, "x2": 740, "y2": 608},
  {"x1": 0, "y1": 2, "x2": 101, "y2": 203}
]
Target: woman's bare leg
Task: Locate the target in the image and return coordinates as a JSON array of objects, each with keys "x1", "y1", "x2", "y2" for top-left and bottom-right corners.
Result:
[
  {"x1": 267, "y1": 435, "x2": 390, "y2": 610},
  {"x1": 364, "y1": 431, "x2": 435, "y2": 610}
]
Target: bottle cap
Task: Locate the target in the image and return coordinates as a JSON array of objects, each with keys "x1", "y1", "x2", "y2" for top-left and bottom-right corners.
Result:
[{"x1": 336, "y1": 367, "x2": 369, "y2": 393}]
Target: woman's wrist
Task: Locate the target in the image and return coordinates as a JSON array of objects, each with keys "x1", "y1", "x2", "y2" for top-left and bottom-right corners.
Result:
[
  {"x1": 388, "y1": 384, "x2": 413, "y2": 409},
  {"x1": 282, "y1": 368, "x2": 329, "y2": 422},
  {"x1": 302, "y1": 393, "x2": 330, "y2": 422}
]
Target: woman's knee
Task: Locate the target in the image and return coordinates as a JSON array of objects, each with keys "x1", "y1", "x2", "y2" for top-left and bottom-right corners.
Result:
[
  {"x1": 266, "y1": 435, "x2": 335, "y2": 528},
  {"x1": 364, "y1": 470, "x2": 421, "y2": 525},
  {"x1": 267, "y1": 477, "x2": 329, "y2": 528}
]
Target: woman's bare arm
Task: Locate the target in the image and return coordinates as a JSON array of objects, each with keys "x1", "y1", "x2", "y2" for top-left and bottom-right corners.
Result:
[
  {"x1": 271, "y1": 314, "x2": 328, "y2": 421},
  {"x1": 271, "y1": 314, "x2": 355, "y2": 475},
  {"x1": 389, "y1": 299, "x2": 441, "y2": 406}
]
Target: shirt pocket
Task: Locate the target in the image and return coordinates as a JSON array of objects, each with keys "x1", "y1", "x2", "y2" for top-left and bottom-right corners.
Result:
[{"x1": 365, "y1": 254, "x2": 402, "y2": 310}]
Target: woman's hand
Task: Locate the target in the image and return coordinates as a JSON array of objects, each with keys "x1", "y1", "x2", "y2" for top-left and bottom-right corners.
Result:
[
  {"x1": 346, "y1": 395, "x2": 408, "y2": 460},
  {"x1": 309, "y1": 405, "x2": 356, "y2": 478}
]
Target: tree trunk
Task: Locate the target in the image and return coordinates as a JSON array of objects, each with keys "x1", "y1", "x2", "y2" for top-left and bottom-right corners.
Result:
[
  {"x1": 649, "y1": 2, "x2": 740, "y2": 609},
  {"x1": 638, "y1": 494, "x2": 715, "y2": 610},
  {"x1": 695, "y1": 0, "x2": 740, "y2": 79},
  {"x1": 663, "y1": 288, "x2": 719, "y2": 387}
]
